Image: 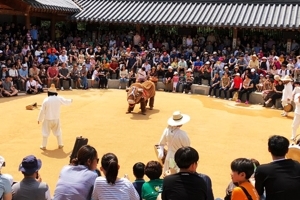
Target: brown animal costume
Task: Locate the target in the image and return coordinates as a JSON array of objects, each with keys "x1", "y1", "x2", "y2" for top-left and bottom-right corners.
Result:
[{"x1": 126, "y1": 80, "x2": 156, "y2": 115}]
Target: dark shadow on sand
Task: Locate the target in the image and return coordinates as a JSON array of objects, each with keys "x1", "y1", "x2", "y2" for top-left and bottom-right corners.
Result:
[
  {"x1": 41, "y1": 148, "x2": 72, "y2": 159},
  {"x1": 129, "y1": 108, "x2": 160, "y2": 120}
]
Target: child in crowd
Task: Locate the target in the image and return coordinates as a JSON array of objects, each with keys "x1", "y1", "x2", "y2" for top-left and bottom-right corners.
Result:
[
  {"x1": 256, "y1": 74, "x2": 265, "y2": 92},
  {"x1": 226, "y1": 158, "x2": 260, "y2": 200},
  {"x1": 91, "y1": 66, "x2": 100, "y2": 88},
  {"x1": 132, "y1": 162, "x2": 145, "y2": 200},
  {"x1": 172, "y1": 72, "x2": 179, "y2": 92}
]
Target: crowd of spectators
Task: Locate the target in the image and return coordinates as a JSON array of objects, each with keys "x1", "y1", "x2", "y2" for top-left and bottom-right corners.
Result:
[{"x1": 1, "y1": 135, "x2": 300, "y2": 200}]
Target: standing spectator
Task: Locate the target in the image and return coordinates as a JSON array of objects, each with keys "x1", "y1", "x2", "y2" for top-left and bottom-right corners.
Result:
[
  {"x1": 12, "y1": 155, "x2": 51, "y2": 200},
  {"x1": 158, "y1": 111, "x2": 190, "y2": 173},
  {"x1": 0, "y1": 156, "x2": 12, "y2": 200},
  {"x1": 132, "y1": 162, "x2": 145, "y2": 200},
  {"x1": 255, "y1": 135, "x2": 300, "y2": 200},
  {"x1": 161, "y1": 147, "x2": 207, "y2": 200},
  {"x1": 59, "y1": 63, "x2": 72, "y2": 90},
  {"x1": 80, "y1": 65, "x2": 88, "y2": 90},
  {"x1": 53, "y1": 145, "x2": 99, "y2": 200},
  {"x1": 119, "y1": 65, "x2": 128, "y2": 89},
  {"x1": 141, "y1": 161, "x2": 163, "y2": 200},
  {"x1": 182, "y1": 68, "x2": 194, "y2": 94},
  {"x1": 230, "y1": 158, "x2": 259, "y2": 200},
  {"x1": 37, "y1": 84, "x2": 73, "y2": 150},
  {"x1": 208, "y1": 72, "x2": 220, "y2": 97},
  {"x1": 47, "y1": 63, "x2": 59, "y2": 88},
  {"x1": 109, "y1": 58, "x2": 120, "y2": 79},
  {"x1": 229, "y1": 73, "x2": 243, "y2": 100},
  {"x1": 92, "y1": 153, "x2": 139, "y2": 200}
]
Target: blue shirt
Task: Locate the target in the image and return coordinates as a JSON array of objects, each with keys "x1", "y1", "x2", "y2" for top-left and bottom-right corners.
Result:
[
  {"x1": 133, "y1": 179, "x2": 145, "y2": 200},
  {"x1": 19, "y1": 68, "x2": 28, "y2": 77},
  {"x1": 48, "y1": 55, "x2": 58, "y2": 64},
  {"x1": 53, "y1": 165, "x2": 98, "y2": 200},
  {"x1": 0, "y1": 175, "x2": 12, "y2": 198}
]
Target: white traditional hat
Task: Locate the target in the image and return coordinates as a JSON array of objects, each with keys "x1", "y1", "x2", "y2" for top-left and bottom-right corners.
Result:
[
  {"x1": 48, "y1": 84, "x2": 57, "y2": 93},
  {"x1": 167, "y1": 111, "x2": 190, "y2": 126},
  {"x1": 281, "y1": 75, "x2": 292, "y2": 82}
]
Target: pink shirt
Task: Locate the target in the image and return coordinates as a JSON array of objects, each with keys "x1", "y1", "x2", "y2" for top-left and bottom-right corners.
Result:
[{"x1": 172, "y1": 76, "x2": 179, "y2": 82}]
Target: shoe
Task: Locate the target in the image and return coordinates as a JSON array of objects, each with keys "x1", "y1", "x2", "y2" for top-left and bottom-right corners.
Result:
[
  {"x1": 262, "y1": 103, "x2": 266, "y2": 107},
  {"x1": 245, "y1": 101, "x2": 249, "y2": 104},
  {"x1": 182, "y1": 91, "x2": 185, "y2": 94},
  {"x1": 229, "y1": 98, "x2": 232, "y2": 101},
  {"x1": 119, "y1": 86, "x2": 121, "y2": 89},
  {"x1": 61, "y1": 87, "x2": 64, "y2": 91},
  {"x1": 40, "y1": 146, "x2": 46, "y2": 150},
  {"x1": 106, "y1": 85, "x2": 108, "y2": 89},
  {"x1": 188, "y1": 92, "x2": 191, "y2": 95},
  {"x1": 291, "y1": 137, "x2": 295, "y2": 141},
  {"x1": 213, "y1": 96, "x2": 216, "y2": 98},
  {"x1": 58, "y1": 145, "x2": 64, "y2": 149},
  {"x1": 282, "y1": 113, "x2": 287, "y2": 117},
  {"x1": 69, "y1": 87, "x2": 72, "y2": 90},
  {"x1": 207, "y1": 95, "x2": 210, "y2": 97},
  {"x1": 271, "y1": 106, "x2": 275, "y2": 109},
  {"x1": 236, "y1": 99, "x2": 241, "y2": 102}
]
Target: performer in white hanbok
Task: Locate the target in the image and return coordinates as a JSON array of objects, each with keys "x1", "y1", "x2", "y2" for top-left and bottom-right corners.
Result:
[
  {"x1": 37, "y1": 84, "x2": 72, "y2": 150},
  {"x1": 158, "y1": 111, "x2": 190, "y2": 173},
  {"x1": 291, "y1": 87, "x2": 300, "y2": 140},
  {"x1": 281, "y1": 75, "x2": 293, "y2": 117}
]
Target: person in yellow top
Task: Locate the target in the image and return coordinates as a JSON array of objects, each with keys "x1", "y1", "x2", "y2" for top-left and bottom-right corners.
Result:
[
  {"x1": 230, "y1": 158, "x2": 259, "y2": 200},
  {"x1": 247, "y1": 55, "x2": 260, "y2": 70}
]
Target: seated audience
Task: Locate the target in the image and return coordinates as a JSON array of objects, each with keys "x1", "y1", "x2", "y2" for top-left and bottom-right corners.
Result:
[
  {"x1": 236, "y1": 74, "x2": 254, "y2": 104},
  {"x1": 12, "y1": 155, "x2": 51, "y2": 200},
  {"x1": 229, "y1": 158, "x2": 259, "y2": 200},
  {"x1": 59, "y1": 63, "x2": 72, "y2": 90},
  {"x1": 2, "y1": 75, "x2": 18, "y2": 97},
  {"x1": 218, "y1": 72, "x2": 231, "y2": 99},
  {"x1": 162, "y1": 147, "x2": 207, "y2": 200},
  {"x1": 0, "y1": 156, "x2": 12, "y2": 200},
  {"x1": 263, "y1": 80, "x2": 284, "y2": 108},
  {"x1": 142, "y1": 161, "x2": 163, "y2": 200},
  {"x1": 53, "y1": 145, "x2": 99, "y2": 200},
  {"x1": 92, "y1": 153, "x2": 139, "y2": 200},
  {"x1": 182, "y1": 68, "x2": 193, "y2": 94},
  {"x1": 255, "y1": 135, "x2": 300, "y2": 200},
  {"x1": 132, "y1": 162, "x2": 145, "y2": 200},
  {"x1": 26, "y1": 75, "x2": 43, "y2": 94},
  {"x1": 119, "y1": 65, "x2": 129, "y2": 89}
]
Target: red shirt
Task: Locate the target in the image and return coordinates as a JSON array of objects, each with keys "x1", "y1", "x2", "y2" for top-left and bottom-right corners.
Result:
[
  {"x1": 110, "y1": 62, "x2": 119, "y2": 70},
  {"x1": 47, "y1": 67, "x2": 58, "y2": 78},
  {"x1": 233, "y1": 77, "x2": 243, "y2": 89}
]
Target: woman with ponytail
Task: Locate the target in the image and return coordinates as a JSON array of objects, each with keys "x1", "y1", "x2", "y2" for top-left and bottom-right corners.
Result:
[
  {"x1": 53, "y1": 145, "x2": 99, "y2": 200},
  {"x1": 92, "y1": 153, "x2": 140, "y2": 200}
]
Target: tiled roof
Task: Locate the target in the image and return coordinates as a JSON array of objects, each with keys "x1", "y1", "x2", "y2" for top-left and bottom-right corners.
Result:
[
  {"x1": 71, "y1": 0, "x2": 300, "y2": 29},
  {"x1": 24, "y1": 0, "x2": 81, "y2": 13}
]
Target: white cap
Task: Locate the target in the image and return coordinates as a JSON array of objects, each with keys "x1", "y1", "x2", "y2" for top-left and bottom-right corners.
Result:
[
  {"x1": 168, "y1": 66, "x2": 173, "y2": 69},
  {"x1": 174, "y1": 71, "x2": 178, "y2": 75},
  {"x1": 187, "y1": 68, "x2": 192, "y2": 72},
  {"x1": 236, "y1": 73, "x2": 240, "y2": 76},
  {"x1": 251, "y1": 68, "x2": 255, "y2": 72},
  {"x1": 0, "y1": 50, "x2": 3, "y2": 53}
]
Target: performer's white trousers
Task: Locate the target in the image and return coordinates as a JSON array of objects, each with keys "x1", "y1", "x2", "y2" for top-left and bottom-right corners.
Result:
[
  {"x1": 282, "y1": 100, "x2": 288, "y2": 114},
  {"x1": 41, "y1": 119, "x2": 63, "y2": 147},
  {"x1": 292, "y1": 113, "x2": 300, "y2": 138}
]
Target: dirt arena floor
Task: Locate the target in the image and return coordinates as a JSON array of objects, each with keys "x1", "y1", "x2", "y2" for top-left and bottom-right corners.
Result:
[{"x1": 0, "y1": 89, "x2": 295, "y2": 198}]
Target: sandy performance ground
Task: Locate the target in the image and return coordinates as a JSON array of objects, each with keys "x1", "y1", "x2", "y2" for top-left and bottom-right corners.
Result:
[{"x1": 0, "y1": 89, "x2": 295, "y2": 198}]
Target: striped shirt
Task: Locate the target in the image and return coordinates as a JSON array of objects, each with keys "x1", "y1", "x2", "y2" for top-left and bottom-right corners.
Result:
[{"x1": 92, "y1": 177, "x2": 139, "y2": 200}]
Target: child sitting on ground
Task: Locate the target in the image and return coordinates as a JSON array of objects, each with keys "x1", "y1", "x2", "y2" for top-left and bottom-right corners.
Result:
[
  {"x1": 228, "y1": 158, "x2": 259, "y2": 200},
  {"x1": 172, "y1": 72, "x2": 179, "y2": 92},
  {"x1": 132, "y1": 162, "x2": 145, "y2": 200}
]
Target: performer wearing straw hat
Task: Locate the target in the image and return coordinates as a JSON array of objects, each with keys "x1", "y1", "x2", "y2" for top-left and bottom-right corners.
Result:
[
  {"x1": 37, "y1": 84, "x2": 73, "y2": 150},
  {"x1": 281, "y1": 75, "x2": 293, "y2": 117},
  {"x1": 157, "y1": 111, "x2": 190, "y2": 173}
]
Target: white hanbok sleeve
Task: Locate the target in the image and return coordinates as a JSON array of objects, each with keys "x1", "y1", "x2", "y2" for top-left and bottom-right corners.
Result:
[
  {"x1": 37, "y1": 99, "x2": 47, "y2": 122},
  {"x1": 158, "y1": 127, "x2": 168, "y2": 146},
  {"x1": 58, "y1": 96, "x2": 73, "y2": 105}
]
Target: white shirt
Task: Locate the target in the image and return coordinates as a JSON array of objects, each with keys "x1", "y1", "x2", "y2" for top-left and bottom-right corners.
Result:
[
  {"x1": 137, "y1": 69, "x2": 146, "y2": 80},
  {"x1": 38, "y1": 96, "x2": 72, "y2": 122},
  {"x1": 59, "y1": 55, "x2": 68, "y2": 63},
  {"x1": 92, "y1": 70, "x2": 99, "y2": 79},
  {"x1": 294, "y1": 93, "x2": 300, "y2": 115},
  {"x1": 92, "y1": 177, "x2": 139, "y2": 200},
  {"x1": 26, "y1": 80, "x2": 38, "y2": 91},
  {"x1": 9, "y1": 69, "x2": 18, "y2": 77},
  {"x1": 282, "y1": 82, "x2": 293, "y2": 101}
]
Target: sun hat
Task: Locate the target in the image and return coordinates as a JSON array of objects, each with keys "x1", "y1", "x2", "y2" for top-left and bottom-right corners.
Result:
[
  {"x1": 274, "y1": 75, "x2": 280, "y2": 81},
  {"x1": 281, "y1": 75, "x2": 292, "y2": 82},
  {"x1": 167, "y1": 111, "x2": 190, "y2": 126},
  {"x1": 251, "y1": 68, "x2": 255, "y2": 72},
  {"x1": 235, "y1": 73, "x2": 240, "y2": 76},
  {"x1": 48, "y1": 84, "x2": 57, "y2": 93},
  {"x1": 19, "y1": 155, "x2": 42, "y2": 174},
  {"x1": 174, "y1": 71, "x2": 178, "y2": 75},
  {"x1": 187, "y1": 68, "x2": 192, "y2": 72}
]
